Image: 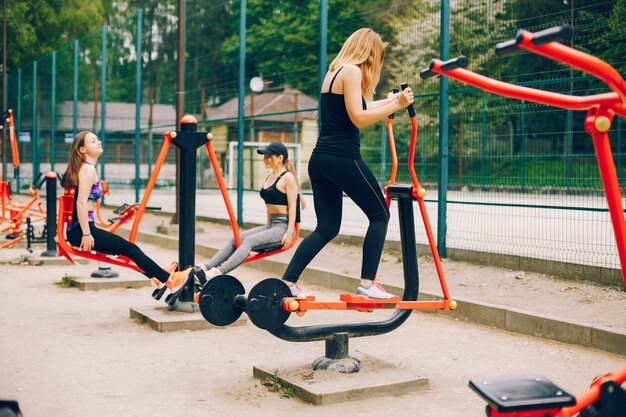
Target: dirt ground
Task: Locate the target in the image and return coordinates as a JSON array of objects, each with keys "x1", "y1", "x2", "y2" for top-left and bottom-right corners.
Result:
[{"x1": 0, "y1": 213, "x2": 624, "y2": 417}]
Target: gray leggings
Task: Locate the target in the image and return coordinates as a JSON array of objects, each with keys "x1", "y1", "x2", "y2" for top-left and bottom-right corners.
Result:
[{"x1": 203, "y1": 214, "x2": 288, "y2": 274}]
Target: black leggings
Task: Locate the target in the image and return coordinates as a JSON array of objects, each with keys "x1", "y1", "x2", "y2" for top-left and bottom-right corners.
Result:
[
  {"x1": 283, "y1": 153, "x2": 390, "y2": 282},
  {"x1": 67, "y1": 223, "x2": 170, "y2": 283}
]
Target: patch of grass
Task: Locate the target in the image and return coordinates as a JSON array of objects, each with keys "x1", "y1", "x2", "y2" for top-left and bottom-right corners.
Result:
[
  {"x1": 134, "y1": 316, "x2": 147, "y2": 325},
  {"x1": 54, "y1": 274, "x2": 75, "y2": 288},
  {"x1": 262, "y1": 370, "x2": 294, "y2": 399},
  {"x1": 385, "y1": 249, "x2": 403, "y2": 263},
  {"x1": 156, "y1": 223, "x2": 169, "y2": 235}
]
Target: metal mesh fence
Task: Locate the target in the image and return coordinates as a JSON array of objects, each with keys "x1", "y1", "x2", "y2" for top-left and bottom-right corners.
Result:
[{"x1": 1, "y1": 0, "x2": 625, "y2": 275}]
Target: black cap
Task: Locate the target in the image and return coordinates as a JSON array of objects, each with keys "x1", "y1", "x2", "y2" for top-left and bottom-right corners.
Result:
[{"x1": 256, "y1": 141, "x2": 288, "y2": 160}]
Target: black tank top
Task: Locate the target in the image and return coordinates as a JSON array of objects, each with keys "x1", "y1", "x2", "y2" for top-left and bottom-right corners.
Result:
[
  {"x1": 260, "y1": 171, "x2": 288, "y2": 205},
  {"x1": 314, "y1": 67, "x2": 367, "y2": 158}
]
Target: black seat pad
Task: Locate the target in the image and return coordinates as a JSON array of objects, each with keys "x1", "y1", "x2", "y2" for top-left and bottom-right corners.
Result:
[{"x1": 469, "y1": 374, "x2": 576, "y2": 412}]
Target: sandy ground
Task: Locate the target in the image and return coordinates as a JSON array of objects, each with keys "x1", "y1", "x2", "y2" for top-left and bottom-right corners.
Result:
[{"x1": 0, "y1": 222, "x2": 624, "y2": 416}]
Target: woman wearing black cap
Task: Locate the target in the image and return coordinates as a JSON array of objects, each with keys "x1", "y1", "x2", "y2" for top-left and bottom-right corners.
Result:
[
  {"x1": 281, "y1": 28, "x2": 413, "y2": 299},
  {"x1": 197, "y1": 142, "x2": 304, "y2": 279}
]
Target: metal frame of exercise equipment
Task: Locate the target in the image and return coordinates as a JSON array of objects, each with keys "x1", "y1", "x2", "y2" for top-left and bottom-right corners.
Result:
[{"x1": 421, "y1": 24, "x2": 625, "y2": 417}]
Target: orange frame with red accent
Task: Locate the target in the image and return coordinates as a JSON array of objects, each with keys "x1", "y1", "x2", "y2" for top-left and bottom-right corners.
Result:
[
  {"x1": 55, "y1": 130, "x2": 300, "y2": 269},
  {"x1": 427, "y1": 29, "x2": 626, "y2": 290},
  {"x1": 0, "y1": 110, "x2": 47, "y2": 250},
  {"x1": 281, "y1": 89, "x2": 454, "y2": 315}
]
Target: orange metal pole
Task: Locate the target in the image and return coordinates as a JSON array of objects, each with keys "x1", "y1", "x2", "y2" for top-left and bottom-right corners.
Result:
[
  {"x1": 517, "y1": 30, "x2": 626, "y2": 103},
  {"x1": 129, "y1": 133, "x2": 172, "y2": 243},
  {"x1": 585, "y1": 108, "x2": 626, "y2": 289},
  {"x1": 8, "y1": 111, "x2": 18, "y2": 167},
  {"x1": 556, "y1": 365, "x2": 626, "y2": 417},
  {"x1": 205, "y1": 140, "x2": 242, "y2": 247},
  {"x1": 384, "y1": 117, "x2": 399, "y2": 208},
  {"x1": 432, "y1": 62, "x2": 622, "y2": 113}
]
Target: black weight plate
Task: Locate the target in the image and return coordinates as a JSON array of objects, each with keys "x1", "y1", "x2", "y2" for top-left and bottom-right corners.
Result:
[
  {"x1": 198, "y1": 274, "x2": 245, "y2": 326},
  {"x1": 246, "y1": 278, "x2": 291, "y2": 331}
]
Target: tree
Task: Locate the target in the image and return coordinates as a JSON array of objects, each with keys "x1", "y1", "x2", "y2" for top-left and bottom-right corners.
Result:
[{"x1": 3, "y1": 0, "x2": 107, "y2": 72}]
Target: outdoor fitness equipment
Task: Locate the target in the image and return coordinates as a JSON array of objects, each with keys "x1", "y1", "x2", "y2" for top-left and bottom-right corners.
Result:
[
  {"x1": 0, "y1": 172, "x2": 48, "y2": 250},
  {"x1": 420, "y1": 25, "x2": 626, "y2": 291},
  {"x1": 421, "y1": 24, "x2": 626, "y2": 416},
  {"x1": 197, "y1": 84, "x2": 456, "y2": 372},
  {"x1": 56, "y1": 116, "x2": 298, "y2": 309},
  {"x1": 469, "y1": 366, "x2": 626, "y2": 417}
]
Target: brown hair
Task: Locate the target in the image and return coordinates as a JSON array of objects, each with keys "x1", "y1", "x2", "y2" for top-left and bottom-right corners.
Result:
[
  {"x1": 329, "y1": 28, "x2": 387, "y2": 101},
  {"x1": 60, "y1": 131, "x2": 92, "y2": 189}
]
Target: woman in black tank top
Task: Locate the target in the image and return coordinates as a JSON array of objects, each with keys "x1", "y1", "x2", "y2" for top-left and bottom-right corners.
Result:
[{"x1": 282, "y1": 28, "x2": 414, "y2": 299}]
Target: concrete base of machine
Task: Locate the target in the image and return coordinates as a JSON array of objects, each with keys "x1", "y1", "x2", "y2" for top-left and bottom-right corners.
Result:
[
  {"x1": 129, "y1": 305, "x2": 247, "y2": 332},
  {"x1": 253, "y1": 352, "x2": 429, "y2": 405},
  {"x1": 70, "y1": 276, "x2": 152, "y2": 291}
]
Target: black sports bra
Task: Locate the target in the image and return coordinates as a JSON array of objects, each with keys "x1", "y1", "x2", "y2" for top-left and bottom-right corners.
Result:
[{"x1": 260, "y1": 171, "x2": 288, "y2": 206}]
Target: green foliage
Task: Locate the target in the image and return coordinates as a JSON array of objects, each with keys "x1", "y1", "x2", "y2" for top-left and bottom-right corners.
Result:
[
  {"x1": 262, "y1": 370, "x2": 295, "y2": 398},
  {"x1": 219, "y1": 0, "x2": 413, "y2": 99},
  {"x1": 3, "y1": 0, "x2": 106, "y2": 71},
  {"x1": 55, "y1": 274, "x2": 75, "y2": 288}
]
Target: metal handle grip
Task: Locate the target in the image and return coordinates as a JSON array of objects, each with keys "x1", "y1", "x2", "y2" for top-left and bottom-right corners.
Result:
[
  {"x1": 531, "y1": 25, "x2": 573, "y2": 46},
  {"x1": 440, "y1": 56, "x2": 468, "y2": 71},
  {"x1": 400, "y1": 82, "x2": 415, "y2": 118},
  {"x1": 389, "y1": 88, "x2": 399, "y2": 119},
  {"x1": 495, "y1": 30, "x2": 524, "y2": 57},
  {"x1": 419, "y1": 59, "x2": 437, "y2": 79}
]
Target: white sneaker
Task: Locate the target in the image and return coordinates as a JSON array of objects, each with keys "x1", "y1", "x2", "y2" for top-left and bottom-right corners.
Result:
[
  {"x1": 285, "y1": 281, "x2": 303, "y2": 296},
  {"x1": 357, "y1": 282, "x2": 394, "y2": 299},
  {"x1": 205, "y1": 267, "x2": 222, "y2": 280}
]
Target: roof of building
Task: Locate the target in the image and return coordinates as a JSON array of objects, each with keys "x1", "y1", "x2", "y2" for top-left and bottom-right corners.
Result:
[
  {"x1": 204, "y1": 86, "x2": 318, "y2": 123},
  {"x1": 20, "y1": 101, "x2": 178, "y2": 134}
]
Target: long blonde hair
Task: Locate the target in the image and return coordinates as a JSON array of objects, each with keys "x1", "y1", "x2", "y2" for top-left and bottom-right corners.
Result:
[
  {"x1": 329, "y1": 28, "x2": 387, "y2": 101},
  {"x1": 60, "y1": 131, "x2": 92, "y2": 189}
]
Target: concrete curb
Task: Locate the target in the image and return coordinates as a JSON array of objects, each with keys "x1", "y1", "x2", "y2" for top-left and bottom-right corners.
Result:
[{"x1": 124, "y1": 228, "x2": 626, "y2": 356}]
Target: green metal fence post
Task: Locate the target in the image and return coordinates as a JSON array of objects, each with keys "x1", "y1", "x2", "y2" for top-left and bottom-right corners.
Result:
[
  {"x1": 32, "y1": 60, "x2": 38, "y2": 180},
  {"x1": 237, "y1": 0, "x2": 246, "y2": 226},
  {"x1": 481, "y1": 94, "x2": 486, "y2": 191},
  {"x1": 135, "y1": 9, "x2": 143, "y2": 203},
  {"x1": 100, "y1": 26, "x2": 107, "y2": 184},
  {"x1": 50, "y1": 51, "x2": 56, "y2": 172},
  {"x1": 437, "y1": 0, "x2": 450, "y2": 257},
  {"x1": 73, "y1": 40, "x2": 78, "y2": 135},
  {"x1": 566, "y1": 109, "x2": 572, "y2": 194},
  {"x1": 319, "y1": 0, "x2": 328, "y2": 94},
  {"x1": 521, "y1": 100, "x2": 526, "y2": 193}
]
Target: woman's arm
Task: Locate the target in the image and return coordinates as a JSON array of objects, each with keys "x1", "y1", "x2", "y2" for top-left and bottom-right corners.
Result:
[
  {"x1": 76, "y1": 165, "x2": 96, "y2": 251},
  {"x1": 366, "y1": 92, "x2": 400, "y2": 110},
  {"x1": 342, "y1": 65, "x2": 413, "y2": 128},
  {"x1": 281, "y1": 173, "x2": 299, "y2": 248}
]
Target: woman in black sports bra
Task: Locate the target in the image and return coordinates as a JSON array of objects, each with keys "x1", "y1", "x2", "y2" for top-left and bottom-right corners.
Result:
[
  {"x1": 197, "y1": 142, "x2": 305, "y2": 280},
  {"x1": 281, "y1": 28, "x2": 414, "y2": 299}
]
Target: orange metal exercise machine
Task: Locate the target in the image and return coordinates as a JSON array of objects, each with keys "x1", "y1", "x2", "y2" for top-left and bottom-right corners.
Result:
[
  {"x1": 280, "y1": 82, "x2": 454, "y2": 317},
  {"x1": 197, "y1": 83, "x2": 455, "y2": 373},
  {"x1": 421, "y1": 24, "x2": 625, "y2": 417},
  {"x1": 56, "y1": 116, "x2": 300, "y2": 306},
  {"x1": 0, "y1": 110, "x2": 48, "y2": 250}
]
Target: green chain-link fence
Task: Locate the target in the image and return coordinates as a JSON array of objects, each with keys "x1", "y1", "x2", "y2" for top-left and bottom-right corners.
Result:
[{"x1": 2, "y1": 0, "x2": 625, "y2": 281}]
